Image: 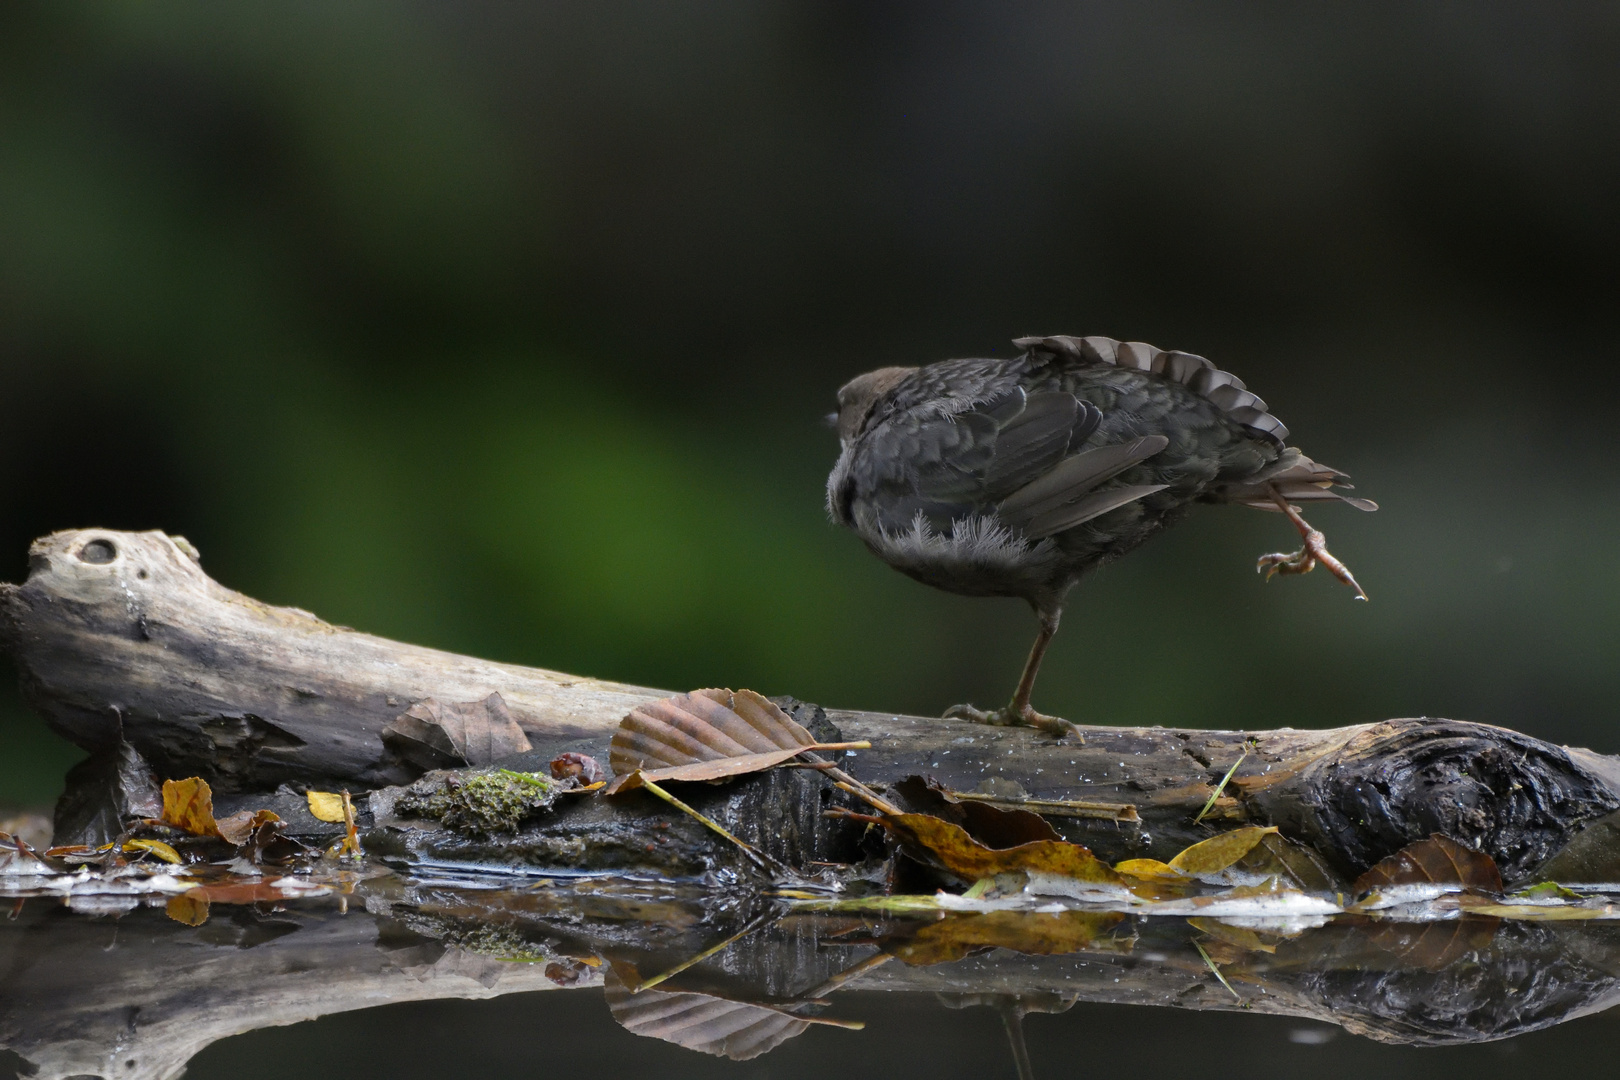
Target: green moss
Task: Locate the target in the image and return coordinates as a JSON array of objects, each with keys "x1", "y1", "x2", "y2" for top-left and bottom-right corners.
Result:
[{"x1": 396, "y1": 768, "x2": 560, "y2": 835}]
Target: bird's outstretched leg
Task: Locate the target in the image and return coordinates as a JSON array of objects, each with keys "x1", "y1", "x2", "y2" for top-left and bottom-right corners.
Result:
[
  {"x1": 944, "y1": 609, "x2": 1083, "y2": 740},
  {"x1": 1256, "y1": 485, "x2": 1368, "y2": 600}
]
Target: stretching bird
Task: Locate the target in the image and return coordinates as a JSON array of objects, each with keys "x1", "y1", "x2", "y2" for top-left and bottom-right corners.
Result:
[{"x1": 826, "y1": 335, "x2": 1374, "y2": 737}]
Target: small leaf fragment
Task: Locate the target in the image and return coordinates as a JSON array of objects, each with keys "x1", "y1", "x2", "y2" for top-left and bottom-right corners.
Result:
[{"x1": 1115, "y1": 858, "x2": 1182, "y2": 881}]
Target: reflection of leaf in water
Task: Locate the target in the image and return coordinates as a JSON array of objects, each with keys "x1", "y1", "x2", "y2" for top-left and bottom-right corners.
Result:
[
  {"x1": 1187, "y1": 917, "x2": 1279, "y2": 954},
  {"x1": 166, "y1": 891, "x2": 211, "y2": 926},
  {"x1": 888, "y1": 910, "x2": 1126, "y2": 966},
  {"x1": 1361, "y1": 917, "x2": 1500, "y2": 971},
  {"x1": 882, "y1": 814, "x2": 1121, "y2": 886},
  {"x1": 1354, "y1": 835, "x2": 1502, "y2": 895},
  {"x1": 602, "y1": 965, "x2": 815, "y2": 1061}
]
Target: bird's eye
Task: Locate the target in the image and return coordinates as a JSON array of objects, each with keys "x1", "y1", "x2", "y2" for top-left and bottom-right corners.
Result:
[{"x1": 821, "y1": 411, "x2": 839, "y2": 429}]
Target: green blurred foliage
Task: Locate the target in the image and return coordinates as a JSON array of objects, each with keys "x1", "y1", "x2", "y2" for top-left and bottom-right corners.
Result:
[{"x1": 2, "y1": 3, "x2": 1619, "y2": 808}]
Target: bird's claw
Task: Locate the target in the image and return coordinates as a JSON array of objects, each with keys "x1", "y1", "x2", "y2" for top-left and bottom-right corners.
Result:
[
  {"x1": 944, "y1": 703, "x2": 1084, "y2": 741},
  {"x1": 1256, "y1": 529, "x2": 1368, "y2": 600},
  {"x1": 1258, "y1": 489, "x2": 1369, "y2": 600}
]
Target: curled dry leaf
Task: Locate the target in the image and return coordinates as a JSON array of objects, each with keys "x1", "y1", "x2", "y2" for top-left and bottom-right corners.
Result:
[
  {"x1": 880, "y1": 813, "x2": 1121, "y2": 887},
  {"x1": 550, "y1": 752, "x2": 606, "y2": 785},
  {"x1": 1354, "y1": 834, "x2": 1503, "y2": 895},
  {"x1": 215, "y1": 809, "x2": 280, "y2": 847},
  {"x1": 383, "y1": 692, "x2": 532, "y2": 771}
]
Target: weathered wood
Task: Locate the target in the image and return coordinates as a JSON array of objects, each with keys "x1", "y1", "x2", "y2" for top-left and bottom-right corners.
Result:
[{"x1": 6, "y1": 528, "x2": 1620, "y2": 880}]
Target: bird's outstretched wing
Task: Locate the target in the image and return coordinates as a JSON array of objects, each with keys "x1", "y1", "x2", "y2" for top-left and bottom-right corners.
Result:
[{"x1": 855, "y1": 387, "x2": 1167, "y2": 537}]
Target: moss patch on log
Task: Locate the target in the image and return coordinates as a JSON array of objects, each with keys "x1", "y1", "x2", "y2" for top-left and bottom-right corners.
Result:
[{"x1": 394, "y1": 769, "x2": 561, "y2": 835}]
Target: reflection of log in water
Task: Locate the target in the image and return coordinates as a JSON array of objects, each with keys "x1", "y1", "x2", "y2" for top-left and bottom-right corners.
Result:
[
  {"x1": 5, "y1": 879, "x2": 1620, "y2": 1080},
  {"x1": 9, "y1": 529, "x2": 1620, "y2": 882}
]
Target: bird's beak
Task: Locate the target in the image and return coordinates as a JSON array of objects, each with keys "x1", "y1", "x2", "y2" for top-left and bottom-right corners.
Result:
[{"x1": 821, "y1": 411, "x2": 839, "y2": 429}]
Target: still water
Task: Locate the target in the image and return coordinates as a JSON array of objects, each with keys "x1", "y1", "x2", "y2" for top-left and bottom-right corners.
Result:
[{"x1": 6, "y1": 872, "x2": 1620, "y2": 1080}]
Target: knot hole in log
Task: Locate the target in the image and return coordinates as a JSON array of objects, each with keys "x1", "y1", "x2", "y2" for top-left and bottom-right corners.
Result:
[{"x1": 1299, "y1": 721, "x2": 1620, "y2": 882}]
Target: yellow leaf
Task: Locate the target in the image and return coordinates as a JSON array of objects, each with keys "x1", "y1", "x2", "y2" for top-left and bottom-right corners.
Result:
[
  {"x1": 161, "y1": 778, "x2": 220, "y2": 837},
  {"x1": 1114, "y1": 858, "x2": 1181, "y2": 880},
  {"x1": 122, "y1": 839, "x2": 182, "y2": 864},
  {"x1": 166, "y1": 890, "x2": 211, "y2": 926},
  {"x1": 1168, "y1": 826, "x2": 1279, "y2": 878},
  {"x1": 307, "y1": 791, "x2": 346, "y2": 823}
]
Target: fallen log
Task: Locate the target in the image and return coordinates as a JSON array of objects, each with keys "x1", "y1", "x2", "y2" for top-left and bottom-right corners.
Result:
[{"x1": 6, "y1": 528, "x2": 1620, "y2": 882}]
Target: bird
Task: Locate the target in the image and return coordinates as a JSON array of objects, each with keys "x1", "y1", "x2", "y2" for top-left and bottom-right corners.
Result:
[{"x1": 825, "y1": 334, "x2": 1375, "y2": 737}]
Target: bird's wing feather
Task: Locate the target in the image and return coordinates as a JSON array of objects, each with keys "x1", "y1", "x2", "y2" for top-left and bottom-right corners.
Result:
[
  {"x1": 997, "y1": 435, "x2": 1170, "y2": 530},
  {"x1": 1021, "y1": 484, "x2": 1171, "y2": 539}
]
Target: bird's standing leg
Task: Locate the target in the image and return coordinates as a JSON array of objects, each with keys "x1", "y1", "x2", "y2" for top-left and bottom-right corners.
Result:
[
  {"x1": 944, "y1": 607, "x2": 1082, "y2": 739},
  {"x1": 1256, "y1": 484, "x2": 1368, "y2": 600}
]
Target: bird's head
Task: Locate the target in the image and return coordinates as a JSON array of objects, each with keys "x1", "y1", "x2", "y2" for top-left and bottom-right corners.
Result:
[{"x1": 829, "y1": 366, "x2": 917, "y2": 443}]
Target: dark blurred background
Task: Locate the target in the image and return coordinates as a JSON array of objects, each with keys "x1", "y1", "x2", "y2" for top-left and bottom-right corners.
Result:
[{"x1": 3, "y1": 3, "x2": 1618, "y2": 807}]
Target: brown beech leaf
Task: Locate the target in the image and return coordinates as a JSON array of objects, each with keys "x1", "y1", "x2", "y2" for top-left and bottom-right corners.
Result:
[
  {"x1": 161, "y1": 778, "x2": 221, "y2": 837},
  {"x1": 610, "y1": 689, "x2": 815, "y2": 775},
  {"x1": 887, "y1": 910, "x2": 1125, "y2": 966},
  {"x1": 1354, "y1": 834, "x2": 1503, "y2": 895},
  {"x1": 881, "y1": 813, "x2": 1121, "y2": 886},
  {"x1": 606, "y1": 747, "x2": 825, "y2": 795},
  {"x1": 215, "y1": 809, "x2": 280, "y2": 847},
  {"x1": 383, "y1": 692, "x2": 532, "y2": 771},
  {"x1": 603, "y1": 966, "x2": 821, "y2": 1061}
]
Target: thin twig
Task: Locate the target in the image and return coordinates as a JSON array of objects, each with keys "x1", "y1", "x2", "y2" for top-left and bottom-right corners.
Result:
[
  {"x1": 1194, "y1": 752, "x2": 1247, "y2": 824},
  {"x1": 1193, "y1": 938, "x2": 1242, "y2": 1001},
  {"x1": 947, "y1": 791, "x2": 1140, "y2": 822},
  {"x1": 637, "y1": 777, "x2": 781, "y2": 874}
]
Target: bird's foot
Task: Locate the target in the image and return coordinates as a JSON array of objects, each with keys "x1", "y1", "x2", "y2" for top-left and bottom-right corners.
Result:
[
  {"x1": 1257, "y1": 489, "x2": 1369, "y2": 600},
  {"x1": 1256, "y1": 527, "x2": 1368, "y2": 599},
  {"x1": 943, "y1": 703, "x2": 1083, "y2": 741}
]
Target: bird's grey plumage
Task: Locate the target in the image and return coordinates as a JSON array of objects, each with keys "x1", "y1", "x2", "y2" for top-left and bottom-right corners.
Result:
[{"x1": 827, "y1": 333, "x2": 1373, "y2": 631}]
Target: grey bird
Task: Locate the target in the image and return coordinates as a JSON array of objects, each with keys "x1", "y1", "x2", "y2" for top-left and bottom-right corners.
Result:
[{"x1": 826, "y1": 334, "x2": 1375, "y2": 737}]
